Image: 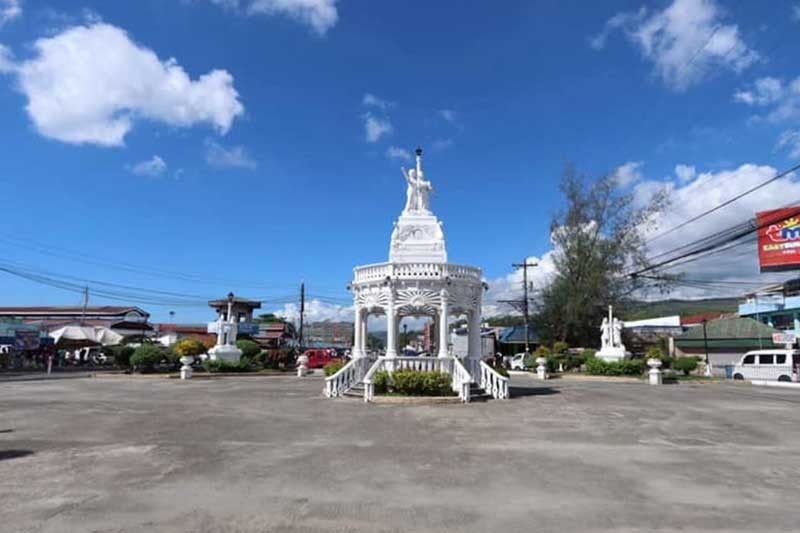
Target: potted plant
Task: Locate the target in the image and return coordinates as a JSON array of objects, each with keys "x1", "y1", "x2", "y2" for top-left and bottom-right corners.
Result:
[
  {"x1": 645, "y1": 346, "x2": 664, "y2": 369},
  {"x1": 173, "y1": 338, "x2": 206, "y2": 378}
]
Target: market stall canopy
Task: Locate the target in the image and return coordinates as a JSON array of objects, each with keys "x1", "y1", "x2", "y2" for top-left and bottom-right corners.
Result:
[{"x1": 49, "y1": 325, "x2": 123, "y2": 346}]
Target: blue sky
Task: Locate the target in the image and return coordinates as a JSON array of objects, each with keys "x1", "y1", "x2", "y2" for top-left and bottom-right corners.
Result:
[{"x1": 1, "y1": 0, "x2": 800, "y2": 323}]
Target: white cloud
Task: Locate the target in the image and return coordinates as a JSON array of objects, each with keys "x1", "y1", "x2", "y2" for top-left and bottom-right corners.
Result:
[
  {"x1": 431, "y1": 138, "x2": 454, "y2": 151},
  {"x1": 674, "y1": 163, "x2": 697, "y2": 182},
  {"x1": 483, "y1": 254, "x2": 557, "y2": 317},
  {"x1": 776, "y1": 130, "x2": 800, "y2": 159},
  {"x1": 362, "y1": 93, "x2": 394, "y2": 110},
  {"x1": 6, "y1": 23, "x2": 243, "y2": 146},
  {"x1": 733, "y1": 76, "x2": 783, "y2": 106},
  {"x1": 612, "y1": 161, "x2": 643, "y2": 186},
  {"x1": 205, "y1": 0, "x2": 338, "y2": 35},
  {"x1": 363, "y1": 112, "x2": 392, "y2": 143},
  {"x1": 438, "y1": 109, "x2": 457, "y2": 124},
  {"x1": 733, "y1": 76, "x2": 800, "y2": 124},
  {"x1": 129, "y1": 155, "x2": 167, "y2": 177},
  {"x1": 274, "y1": 298, "x2": 352, "y2": 324},
  {"x1": 0, "y1": 0, "x2": 21, "y2": 27},
  {"x1": 205, "y1": 139, "x2": 257, "y2": 169},
  {"x1": 385, "y1": 146, "x2": 411, "y2": 161},
  {"x1": 591, "y1": 0, "x2": 758, "y2": 91},
  {"x1": 0, "y1": 43, "x2": 13, "y2": 73}
]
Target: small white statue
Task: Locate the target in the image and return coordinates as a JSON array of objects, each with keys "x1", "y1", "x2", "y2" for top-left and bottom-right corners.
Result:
[{"x1": 597, "y1": 305, "x2": 629, "y2": 362}]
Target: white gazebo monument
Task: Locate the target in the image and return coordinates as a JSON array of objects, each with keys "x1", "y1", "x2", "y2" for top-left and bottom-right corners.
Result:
[{"x1": 323, "y1": 148, "x2": 509, "y2": 402}]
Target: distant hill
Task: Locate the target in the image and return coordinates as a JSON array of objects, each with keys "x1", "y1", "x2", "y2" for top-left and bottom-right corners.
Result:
[{"x1": 623, "y1": 298, "x2": 740, "y2": 321}]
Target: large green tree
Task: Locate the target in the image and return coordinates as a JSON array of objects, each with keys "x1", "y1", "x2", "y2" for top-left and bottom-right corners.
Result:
[{"x1": 533, "y1": 165, "x2": 670, "y2": 346}]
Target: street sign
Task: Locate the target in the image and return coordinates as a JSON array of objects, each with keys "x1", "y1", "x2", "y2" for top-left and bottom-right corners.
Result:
[{"x1": 771, "y1": 332, "x2": 796, "y2": 346}]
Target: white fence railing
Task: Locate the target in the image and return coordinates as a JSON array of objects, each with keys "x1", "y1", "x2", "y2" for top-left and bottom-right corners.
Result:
[
  {"x1": 362, "y1": 357, "x2": 474, "y2": 403},
  {"x1": 324, "y1": 356, "x2": 374, "y2": 398},
  {"x1": 353, "y1": 262, "x2": 482, "y2": 285},
  {"x1": 479, "y1": 361, "x2": 509, "y2": 400}
]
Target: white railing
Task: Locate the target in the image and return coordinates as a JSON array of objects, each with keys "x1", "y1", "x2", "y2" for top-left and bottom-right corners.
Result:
[
  {"x1": 324, "y1": 356, "x2": 374, "y2": 398},
  {"x1": 479, "y1": 361, "x2": 509, "y2": 400},
  {"x1": 451, "y1": 357, "x2": 473, "y2": 402},
  {"x1": 353, "y1": 262, "x2": 482, "y2": 285},
  {"x1": 362, "y1": 356, "x2": 473, "y2": 402}
]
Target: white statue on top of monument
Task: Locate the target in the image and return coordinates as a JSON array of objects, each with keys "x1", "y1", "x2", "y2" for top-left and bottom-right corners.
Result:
[{"x1": 402, "y1": 147, "x2": 432, "y2": 215}]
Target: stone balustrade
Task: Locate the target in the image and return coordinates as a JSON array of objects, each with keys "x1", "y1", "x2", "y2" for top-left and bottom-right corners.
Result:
[
  {"x1": 324, "y1": 356, "x2": 374, "y2": 398},
  {"x1": 479, "y1": 361, "x2": 509, "y2": 400},
  {"x1": 352, "y1": 262, "x2": 482, "y2": 285}
]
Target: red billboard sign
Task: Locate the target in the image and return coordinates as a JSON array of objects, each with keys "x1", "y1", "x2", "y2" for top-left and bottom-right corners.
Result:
[{"x1": 757, "y1": 207, "x2": 800, "y2": 272}]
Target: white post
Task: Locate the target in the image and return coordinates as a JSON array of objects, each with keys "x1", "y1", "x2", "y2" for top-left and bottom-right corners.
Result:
[
  {"x1": 536, "y1": 357, "x2": 548, "y2": 380},
  {"x1": 385, "y1": 303, "x2": 397, "y2": 358},
  {"x1": 438, "y1": 290, "x2": 449, "y2": 358},
  {"x1": 360, "y1": 311, "x2": 368, "y2": 356},
  {"x1": 352, "y1": 307, "x2": 363, "y2": 358},
  {"x1": 468, "y1": 310, "x2": 481, "y2": 375}
]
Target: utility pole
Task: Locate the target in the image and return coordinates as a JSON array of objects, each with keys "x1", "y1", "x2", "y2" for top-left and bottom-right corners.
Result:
[
  {"x1": 80, "y1": 286, "x2": 89, "y2": 326},
  {"x1": 702, "y1": 319, "x2": 710, "y2": 369},
  {"x1": 507, "y1": 260, "x2": 537, "y2": 355},
  {"x1": 298, "y1": 282, "x2": 305, "y2": 351}
]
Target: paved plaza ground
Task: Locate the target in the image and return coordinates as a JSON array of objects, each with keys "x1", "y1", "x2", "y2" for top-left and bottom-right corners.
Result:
[{"x1": 2, "y1": 374, "x2": 800, "y2": 532}]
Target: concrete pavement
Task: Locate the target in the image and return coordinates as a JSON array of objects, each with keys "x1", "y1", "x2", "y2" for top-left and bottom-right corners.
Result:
[{"x1": 1, "y1": 374, "x2": 799, "y2": 532}]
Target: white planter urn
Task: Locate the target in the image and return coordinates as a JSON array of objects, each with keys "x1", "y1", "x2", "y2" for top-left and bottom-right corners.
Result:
[
  {"x1": 179, "y1": 356, "x2": 194, "y2": 380},
  {"x1": 297, "y1": 354, "x2": 309, "y2": 377},
  {"x1": 536, "y1": 356, "x2": 548, "y2": 380},
  {"x1": 647, "y1": 358, "x2": 663, "y2": 386}
]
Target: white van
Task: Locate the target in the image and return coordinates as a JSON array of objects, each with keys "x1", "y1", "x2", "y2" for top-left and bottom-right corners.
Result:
[{"x1": 732, "y1": 349, "x2": 800, "y2": 382}]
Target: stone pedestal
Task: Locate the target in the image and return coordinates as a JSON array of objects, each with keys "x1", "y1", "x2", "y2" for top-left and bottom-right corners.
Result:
[
  {"x1": 389, "y1": 214, "x2": 447, "y2": 263},
  {"x1": 207, "y1": 344, "x2": 242, "y2": 363},
  {"x1": 179, "y1": 356, "x2": 194, "y2": 380},
  {"x1": 596, "y1": 347, "x2": 629, "y2": 363},
  {"x1": 647, "y1": 358, "x2": 663, "y2": 386},
  {"x1": 536, "y1": 357, "x2": 548, "y2": 380}
]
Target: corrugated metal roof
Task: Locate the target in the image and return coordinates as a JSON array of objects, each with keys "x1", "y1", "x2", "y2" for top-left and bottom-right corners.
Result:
[{"x1": 676, "y1": 317, "x2": 777, "y2": 340}]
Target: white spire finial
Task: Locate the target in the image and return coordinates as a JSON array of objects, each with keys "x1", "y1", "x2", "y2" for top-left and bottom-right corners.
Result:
[{"x1": 415, "y1": 146, "x2": 423, "y2": 177}]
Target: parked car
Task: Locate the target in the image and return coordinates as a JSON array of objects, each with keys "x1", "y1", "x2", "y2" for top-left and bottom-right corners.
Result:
[
  {"x1": 732, "y1": 349, "x2": 800, "y2": 382},
  {"x1": 510, "y1": 353, "x2": 526, "y2": 371},
  {"x1": 303, "y1": 348, "x2": 341, "y2": 369}
]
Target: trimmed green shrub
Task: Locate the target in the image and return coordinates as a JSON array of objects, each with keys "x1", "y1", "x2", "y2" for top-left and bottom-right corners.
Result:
[
  {"x1": 130, "y1": 344, "x2": 166, "y2": 373},
  {"x1": 105, "y1": 345, "x2": 135, "y2": 368},
  {"x1": 552, "y1": 341, "x2": 569, "y2": 355},
  {"x1": 579, "y1": 349, "x2": 596, "y2": 363},
  {"x1": 585, "y1": 357, "x2": 645, "y2": 376},
  {"x1": 562, "y1": 354, "x2": 583, "y2": 371},
  {"x1": 236, "y1": 339, "x2": 261, "y2": 360},
  {"x1": 203, "y1": 358, "x2": 255, "y2": 373},
  {"x1": 391, "y1": 369, "x2": 454, "y2": 396},
  {"x1": 674, "y1": 356, "x2": 700, "y2": 376},
  {"x1": 323, "y1": 360, "x2": 346, "y2": 377},
  {"x1": 373, "y1": 370, "x2": 390, "y2": 394}
]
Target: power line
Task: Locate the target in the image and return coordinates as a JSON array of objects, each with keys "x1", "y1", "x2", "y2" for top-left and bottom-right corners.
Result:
[{"x1": 647, "y1": 161, "x2": 800, "y2": 246}]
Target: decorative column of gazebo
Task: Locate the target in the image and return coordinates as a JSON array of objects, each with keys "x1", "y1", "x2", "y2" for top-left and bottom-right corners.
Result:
[{"x1": 324, "y1": 148, "x2": 508, "y2": 401}]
